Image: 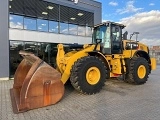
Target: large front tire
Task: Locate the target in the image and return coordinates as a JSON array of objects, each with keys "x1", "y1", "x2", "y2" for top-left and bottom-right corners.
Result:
[
  {"x1": 125, "y1": 57, "x2": 149, "y2": 84},
  {"x1": 70, "y1": 56, "x2": 108, "y2": 94}
]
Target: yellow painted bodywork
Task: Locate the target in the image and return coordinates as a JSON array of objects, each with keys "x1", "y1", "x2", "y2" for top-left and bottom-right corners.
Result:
[
  {"x1": 56, "y1": 39, "x2": 156, "y2": 84},
  {"x1": 123, "y1": 40, "x2": 148, "y2": 55},
  {"x1": 110, "y1": 55, "x2": 123, "y2": 74},
  {"x1": 104, "y1": 54, "x2": 126, "y2": 77},
  {"x1": 123, "y1": 40, "x2": 156, "y2": 71},
  {"x1": 56, "y1": 44, "x2": 95, "y2": 84}
]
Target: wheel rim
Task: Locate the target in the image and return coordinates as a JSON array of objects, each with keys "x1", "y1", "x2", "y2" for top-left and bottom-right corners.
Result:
[
  {"x1": 137, "y1": 65, "x2": 146, "y2": 79},
  {"x1": 86, "y1": 67, "x2": 101, "y2": 85}
]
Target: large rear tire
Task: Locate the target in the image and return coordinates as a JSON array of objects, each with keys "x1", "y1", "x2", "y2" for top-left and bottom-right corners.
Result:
[
  {"x1": 70, "y1": 56, "x2": 108, "y2": 94},
  {"x1": 125, "y1": 57, "x2": 149, "y2": 84}
]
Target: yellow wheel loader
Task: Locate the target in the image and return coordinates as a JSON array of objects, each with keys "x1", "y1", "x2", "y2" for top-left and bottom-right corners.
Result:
[{"x1": 10, "y1": 21, "x2": 156, "y2": 113}]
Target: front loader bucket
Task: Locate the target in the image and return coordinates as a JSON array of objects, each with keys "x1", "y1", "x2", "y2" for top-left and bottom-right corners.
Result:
[{"x1": 10, "y1": 51, "x2": 64, "y2": 113}]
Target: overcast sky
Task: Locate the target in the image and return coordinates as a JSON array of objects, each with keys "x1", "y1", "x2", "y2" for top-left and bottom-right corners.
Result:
[{"x1": 96, "y1": 0, "x2": 160, "y2": 46}]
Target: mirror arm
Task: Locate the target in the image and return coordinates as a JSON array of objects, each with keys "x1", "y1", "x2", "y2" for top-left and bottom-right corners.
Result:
[{"x1": 94, "y1": 39, "x2": 102, "y2": 51}]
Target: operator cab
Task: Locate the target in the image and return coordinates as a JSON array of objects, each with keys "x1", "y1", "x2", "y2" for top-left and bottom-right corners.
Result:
[{"x1": 93, "y1": 21, "x2": 125, "y2": 54}]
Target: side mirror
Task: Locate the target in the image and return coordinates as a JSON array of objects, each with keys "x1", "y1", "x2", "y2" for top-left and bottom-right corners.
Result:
[
  {"x1": 96, "y1": 39, "x2": 102, "y2": 44},
  {"x1": 130, "y1": 32, "x2": 140, "y2": 40}
]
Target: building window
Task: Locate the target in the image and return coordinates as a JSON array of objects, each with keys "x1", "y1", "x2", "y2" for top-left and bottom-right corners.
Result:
[
  {"x1": 24, "y1": 42, "x2": 37, "y2": 54},
  {"x1": 24, "y1": 17, "x2": 36, "y2": 30},
  {"x1": 69, "y1": 24, "x2": 77, "y2": 35},
  {"x1": 37, "y1": 0, "x2": 48, "y2": 19},
  {"x1": 49, "y1": 21, "x2": 59, "y2": 33},
  {"x1": 9, "y1": 0, "x2": 94, "y2": 37},
  {"x1": 86, "y1": 26, "x2": 92, "y2": 37},
  {"x1": 48, "y1": 3, "x2": 59, "y2": 21},
  {"x1": 60, "y1": 6, "x2": 69, "y2": 23},
  {"x1": 9, "y1": 41, "x2": 59, "y2": 77},
  {"x1": 37, "y1": 19, "x2": 48, "y2": 32},
  {"x1": 9, "y1": 0, "x2": 23, "y2": 15},
  {"x1": 69, "y1": 8, "x2": 78, "y2": 24},
  {"x1": 60, "y1": 22, "x2": 69, "y2": 34},
  {"x1": 9, "y1": 41, "x2": 24, "y2": 77},
  {"x1": 24, "y1": 0, "x2": 36, "y2": 17},
  {"x1": 10, "y1": 14, "x2": 23, "y2": 29},
  {"x1": 78, "y1": 26, "x2": 86, "y2": 36}
]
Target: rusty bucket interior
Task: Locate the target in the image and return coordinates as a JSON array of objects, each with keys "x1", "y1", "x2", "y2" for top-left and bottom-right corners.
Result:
[{"x1": 10, "y1": 51, "x2": 64, "y2": 114}]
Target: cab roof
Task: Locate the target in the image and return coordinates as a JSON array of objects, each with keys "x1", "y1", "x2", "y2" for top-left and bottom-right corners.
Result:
[{"x1": 94, "y1": 21, "x2": 126, "y2": 29}]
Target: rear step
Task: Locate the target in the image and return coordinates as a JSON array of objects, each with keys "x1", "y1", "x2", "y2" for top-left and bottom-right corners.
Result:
[{"x1": 10, "y1": 51, "x2": 64, "y2": 113}]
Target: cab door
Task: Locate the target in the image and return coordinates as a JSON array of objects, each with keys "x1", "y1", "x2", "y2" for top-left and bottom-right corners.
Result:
[
  {"x1": 93, "y1": 25, "x2": 112, "y2": 54},
  {"x1": 111, "y1": 25, "x2": 123, "y2": 54}
]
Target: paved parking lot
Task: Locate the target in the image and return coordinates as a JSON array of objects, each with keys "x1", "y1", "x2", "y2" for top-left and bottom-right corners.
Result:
[{"x1": 0, "y1": 66, "x2": 160, "y2": 120}]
